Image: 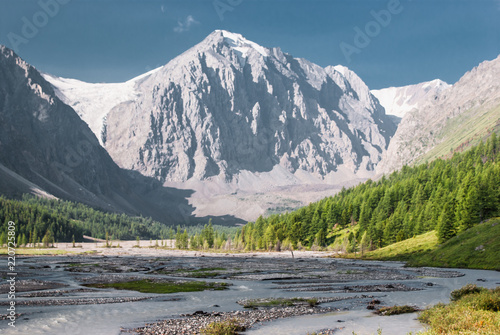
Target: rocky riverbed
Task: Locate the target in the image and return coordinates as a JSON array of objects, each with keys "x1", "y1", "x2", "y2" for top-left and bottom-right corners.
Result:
[
  {"x1": 0, "y1": 296, "x2": 152, "y2": 307},
  {"x1": 1, "y1": 249, "x2": 498, "y2": 335},
  {"x1": 132, "y1": 306, "x2": 337, "y2": 334},
  {"x1": 0, "y1": 279, "x2": 67, "y2": 294}
]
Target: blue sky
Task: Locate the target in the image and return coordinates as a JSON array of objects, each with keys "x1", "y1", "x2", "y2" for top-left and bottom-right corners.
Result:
[{"x1": 0, "y1": 0, "x2": 499, "y2": 89}]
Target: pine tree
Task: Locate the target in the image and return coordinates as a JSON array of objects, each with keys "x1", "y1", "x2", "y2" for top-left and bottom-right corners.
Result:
[
  {"x1": 309, "y1": 209, "x2": 321, "y2": 237},
  {"x1": 181, "y1": 229, "x2": 188, "y2": 249},
  {"x1": 459, "y1": 182, "x2": 480, "y2": 232},
  {"x1": 315, "y1": 228, "x2": 326, "y2": 247},
  {"x1": 175, "y1": 227, "x2": 183, "y2": 249},
  {"x1": 340, "y1": 208, "x2": 349, "y2": 228},
  {"x1": 437, "y1": 203, "x2": 455, "y2": 243},
  {"x1": 264, "y1": 225, "x2": 276, "y2": 250},
  {"x1": 0, "y1": 232, "x2": 5, "y2": 247},
  {"x1": 42, "y1": 230, "x2": 54, "y2": 248},
  {"x1": 396, "y1": 230, "x2": 405, "y2": 242},
  {"x1": 32, "y1": 229, "x2": 38, "y2": 248},
  {"x1": 190, "y1": 234, "x2": 199, "y2": 249},
  {"x1": 358, "y1": 202, "x2": 372, "y2": 232},
  {"x1": 197, "y1": 233, "x2": 204, "y2": 249},
  {"x1": 20, "y1": 233, "x2": 27, "y2": 247},
  {"x1": 359, "y1": 231, "x2": 370, "y2": 255},
  {"x1": 204, "y1": 220, "x2": 215, "y2": 248}
]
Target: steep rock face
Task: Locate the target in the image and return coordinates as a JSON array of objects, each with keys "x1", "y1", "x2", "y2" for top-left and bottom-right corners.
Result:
[
  {"x1": 377, "y1": 55, "x2": 500, "y2": 174},
  {"x1": 0, "y1": 45, "x2": 198, "y2": 224},
  {"x1": 371, "y1": 79, "x2": 450, "y2": 119},
  {"x1": 54, "y1": 31, "x2": 395, "y2": 188},
  {"x1": 0, "y1": 45, "x2": 118, "y2": 203}
]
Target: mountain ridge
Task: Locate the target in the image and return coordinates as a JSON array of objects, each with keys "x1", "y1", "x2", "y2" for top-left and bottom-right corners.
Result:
[
  {"x1": 377, "y1": 54, "x2": 500, "y2": 174},
  {"x1": 2, "y1": 35, "x2": 499, "y2": 224}
]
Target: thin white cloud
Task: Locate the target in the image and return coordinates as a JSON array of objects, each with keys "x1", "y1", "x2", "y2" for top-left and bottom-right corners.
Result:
[
  {"x1": 173, "y1": 15, "x2": 199, "y2": 33},
  {"x1": 161, "y1": 5, "x2": 166, "y2": 13}
]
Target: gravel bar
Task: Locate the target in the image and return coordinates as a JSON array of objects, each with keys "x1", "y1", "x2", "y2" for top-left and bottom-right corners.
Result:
[
  {"x1": 132, "y1": 306, "x2": 336, "y2": 334},
  {"x1": 0, "y1": 296, "x2": 153, "y2": 306}
]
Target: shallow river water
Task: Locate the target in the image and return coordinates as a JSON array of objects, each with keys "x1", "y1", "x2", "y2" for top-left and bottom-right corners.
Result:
[{"x1": 1, "y1": 255, "x2": 499, "y2": 335}]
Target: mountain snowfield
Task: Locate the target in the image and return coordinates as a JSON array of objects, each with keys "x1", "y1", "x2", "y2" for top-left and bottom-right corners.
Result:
[
  {"x1": 371, "y1": 79, "x2": 451, "y2": 119},
  {"x1": 44, "y1": 67, "x2": 162, "y2": 146},
  {"x1": 44, "y1": 30, "x2": 398, "y2": 220}
]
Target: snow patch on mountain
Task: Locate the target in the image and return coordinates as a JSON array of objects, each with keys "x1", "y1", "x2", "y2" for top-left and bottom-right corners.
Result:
[
  {"x1": 372, "y1": 79, "x2": 450, "y2": 118},
  {"x1": 43, "y1": 67, "x2": 161, "y2": 145},
  {"x1": 220, "y1": 30, "x2": 269, "y2": 59}
]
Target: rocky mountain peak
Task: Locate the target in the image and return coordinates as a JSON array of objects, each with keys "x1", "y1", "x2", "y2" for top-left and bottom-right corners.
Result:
[
  {"x1": 0, "y1": 46, "x2": 56, "y2": 107},
  {"x1": 158, "y1": 30, "x2": 271, "y2": 73},
  {"x1": 43, "y1": 31, "x2": 397, "y2": 220},
  {"x1": 48, "y1": 31, "x2": 397, "y2": 184},
  {"x1": 217, "y1": 30, "x2": 270, "y2": 57}
]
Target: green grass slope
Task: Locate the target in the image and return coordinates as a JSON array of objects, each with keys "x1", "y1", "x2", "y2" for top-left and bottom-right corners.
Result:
[
  {"x1": 359, "y1": 219, "x2": 500, "y2": 270},
  {"x1": 362, "y1": 231, "x2": 438, "y2": 261},
  {"x1": 407, "y1": 218, "x2": 500, "y2": 270}
]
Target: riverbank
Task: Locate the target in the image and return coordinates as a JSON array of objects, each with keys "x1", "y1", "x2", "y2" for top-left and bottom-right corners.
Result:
[
  {"x1": 0, "y1": 239, "x2": 337, "y2": 258},
  {"x1": 4, "y1": 219, "x2": 499, "y2": 272}
]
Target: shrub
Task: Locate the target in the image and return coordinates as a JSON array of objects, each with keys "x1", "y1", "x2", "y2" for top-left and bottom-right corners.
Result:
[
  {"x1": 418, "y1": 286, "x2": 500, "y2": 334},
  {"x1": 307, "y1": 298, "x2": 319, "y2": 307},
  {"x1": 201, "y1": 318, "x2": 245, "y2": 335},
  {"x1": 450, "y1": 284, "x2": 486, "y2": 301},
  {"x1": 376, "y1": 305, "x2": 419, "y2": 315},
  {"x1": 460, "y1": 289, "x2": 500, "y2": 312}
]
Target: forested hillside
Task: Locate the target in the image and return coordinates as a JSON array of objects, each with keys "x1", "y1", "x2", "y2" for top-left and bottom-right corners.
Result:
[
  {"x1": 233, "y1": 134, "x2": 500, "y2": 251},
  {"x1": 0, "y1": 196, "x2": 84, "y2": 246},
  {"x1": 0, "y1": 195, "x2": 176, "y2": 244},
  {"x1": 0, "y1": 195, "x2": 239, "y2": 246}
]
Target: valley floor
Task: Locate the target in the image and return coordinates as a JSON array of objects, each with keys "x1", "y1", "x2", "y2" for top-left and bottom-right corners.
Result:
[{"x1": 1, "y1": 247, "x2": 499, "y2": 334}]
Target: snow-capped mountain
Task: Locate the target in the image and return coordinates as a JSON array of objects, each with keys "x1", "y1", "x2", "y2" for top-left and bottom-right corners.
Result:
[
  {"x1": 377, "y1": 55, "x2": 500, "y2": 174},
  {"x1": 46, "y1": 30, "x2": 395, "y2": 181},
  {"x1": 371, "y1": 79, "x2": 450, "y2": 119},
  {"x1": 45, "y1": 30, "x2": 397, "y2": 220}
]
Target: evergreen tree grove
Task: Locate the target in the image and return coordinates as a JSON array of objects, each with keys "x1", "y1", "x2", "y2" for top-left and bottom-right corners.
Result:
[{"x1": 234, "y1": 134, "x2": 500, "y2": 251}]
